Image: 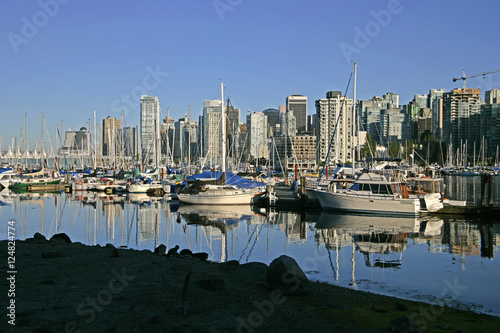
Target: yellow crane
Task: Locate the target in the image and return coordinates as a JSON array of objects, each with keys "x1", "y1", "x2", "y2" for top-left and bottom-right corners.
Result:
[{"x1": 453, "y1": 69, "x2": 500, "y2": 90}]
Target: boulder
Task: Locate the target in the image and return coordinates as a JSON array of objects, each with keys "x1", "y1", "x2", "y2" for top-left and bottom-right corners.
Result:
[
  {"x1": 50, "y1": 233, "x2": 72, "y2": 244},
  {"x1": 265, "y1": 255, "x2": 308, "y2": 295},
  {"x1": 154, "y1": 244, "x2": 166, "y2": 255}
]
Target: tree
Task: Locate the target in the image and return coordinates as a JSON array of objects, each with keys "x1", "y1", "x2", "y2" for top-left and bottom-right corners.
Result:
[{"x1": 361, "y1": 133, "x2": 377, "y2": 159}]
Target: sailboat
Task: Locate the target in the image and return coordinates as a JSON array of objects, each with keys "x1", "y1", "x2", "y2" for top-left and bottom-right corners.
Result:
[{"x1": 177, "y1": 83, "x2": 265, "y2": 205}]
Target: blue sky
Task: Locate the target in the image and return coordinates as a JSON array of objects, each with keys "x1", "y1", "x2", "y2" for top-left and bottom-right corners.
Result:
[{"x1": 1, "y1": 0, "x2": 499, "y2": 150}]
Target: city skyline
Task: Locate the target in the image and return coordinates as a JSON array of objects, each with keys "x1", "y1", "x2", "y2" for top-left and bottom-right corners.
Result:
[{"x1": 1, "y1": 0, "x2": 499, "y2": 149}]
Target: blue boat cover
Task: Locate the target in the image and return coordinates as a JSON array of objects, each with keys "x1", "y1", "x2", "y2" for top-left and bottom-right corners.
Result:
[{"x1": 184, "y1": 171, "x2": 265, "y2": 188}]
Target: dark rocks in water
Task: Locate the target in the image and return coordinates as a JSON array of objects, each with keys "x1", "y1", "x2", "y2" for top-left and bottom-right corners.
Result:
[
  {"x1": 166, "y1": 245, "x2": 179, "y2": 257},
  {"x1": 111, "y1": 249, "x2": 120, "y2": 258},
  {"x1": 154, "y1": 244, "x2": 167, "y2": 255},
  {"x1": 42, "y1": 250, "x2": 63, "y2": 258},
  {"x1": 390, "y1": 316, "x2": 422, "y2": 333},
  {"x1": 179, "y1": 248, "x2": 192, "y2": 255},
  {"x1": 265, "y1": 255, "x2": 308, "y2": 295},
  {"x1": 199, "y1": 277, "x2": 225, "y2": 291},
  {"x1": 50, "y1": 233, "x2": 72, "y2": 244},
  {"x1": 105, "y1": 243, "x2": 116, "y2": 249},
  {"x1": 191, "y1": 252, "x2": 208, "y2": 261},
  {"x1": 34, "y1": 232, "x2": 46, "y2": 241}
]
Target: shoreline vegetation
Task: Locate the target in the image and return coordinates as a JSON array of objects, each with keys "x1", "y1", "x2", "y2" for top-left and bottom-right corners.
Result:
[{"x1": 1, "y1": 234, "x2": 499, "y2": 333}]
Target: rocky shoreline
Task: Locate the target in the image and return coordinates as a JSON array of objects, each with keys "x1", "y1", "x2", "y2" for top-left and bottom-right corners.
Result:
[{"x1": 1, "y1": 233, "x2": 499, "y2": 333}]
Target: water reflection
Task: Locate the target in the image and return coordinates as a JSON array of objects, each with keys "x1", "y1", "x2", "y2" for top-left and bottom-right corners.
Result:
[{"x1": 1, "y1": 189, "x2": 499, "y2": 315}]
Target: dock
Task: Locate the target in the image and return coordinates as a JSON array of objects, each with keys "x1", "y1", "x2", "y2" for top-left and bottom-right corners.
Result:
[{"x1": 254, "y1": 184, "x2": 321, "y2": 211}]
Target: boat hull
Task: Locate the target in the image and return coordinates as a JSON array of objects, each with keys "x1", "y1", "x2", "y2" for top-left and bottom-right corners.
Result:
[
  {"x1": 177, "y1": 189, "x2": 261, "y2": 205},
  {"x1": 314, "y1": 190, "x2": 421, "y2": 216}
]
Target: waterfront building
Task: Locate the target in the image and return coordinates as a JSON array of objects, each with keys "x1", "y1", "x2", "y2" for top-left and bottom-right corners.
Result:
[
  {"x1": 102, "y1": 117, "x2": 120, "y2": 157},
  {"x1": 173, "y1": 115, "x2": 198, "y2": 165},
  {"x1": 429, "y1": 89, "x2": 446, "y2": 140},
  {"x1": 226, "y1": 102, "x2": 241, "y2": 163},
  {"x1": 307, "y1": 114, "x2": 317, "y2": 133},
  {"x1": 201, "y1": 99, "x2": 223, "y2": 163},
  {"x1": 359, "y1": 94, "x2": 399, "y2": 146},
  {"x1": 246, "y1": 111, "x2": 268, "y2": 161},
  {"x1": 380, "y1": 107, "x2": 405, "y2": 144},
  {"x1": 58, "y1": 127, "x2": 91, "y2": 156},
  {"x1": 443, "y1": 88, "x2": 483, "y2": 150},
  {"x1": 140, "y1": 95, "x2": 161, "y2": 165},
  {"x1": 480, "y1": 89, "x2": 500, "y2": 159},
  {"x1": 263, "y1": 108, "x2": 280, "y2": 136},
  {"x1": 117, "y1": 126, "x2": 137, "y2": 157},
  {"x1": 286, "y1": 95, "x2": 307, "y2": 134},
  {"x1": 315, "y1": 91, "x2": 354, "y2": 165}
]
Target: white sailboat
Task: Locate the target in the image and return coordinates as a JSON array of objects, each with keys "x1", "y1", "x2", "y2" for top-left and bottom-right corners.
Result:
[{"x1": 177, "y1": 83, "x2": 265, "y2": 205}]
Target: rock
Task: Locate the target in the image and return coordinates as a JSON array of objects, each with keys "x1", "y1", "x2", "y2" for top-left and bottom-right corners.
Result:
[
  {"x1": 218, "y1": 260, "x2": 240, "y2": 270},
  {"x1": 390, "y1": 316, "x2": 422, "y2": 333},
  {"x1": 105, "y1": 243, "x2": 116, "y2": 249},
  {"x1": 265, "y1": 255, "x2": 308, "y2": 295},
  {"x1": 179, "y1": 248, "x2": 192, "y2": 255},
  {"x1": 192, "y1": 252, "x2": 208, "y2": 261},
  {"x1": 34, "y1": 232, "x2": 47, "y2": 241},
  {"x1": 199, "y1": 277, "x2": 225, "y2": 291},
  {"x1": 50, "y1": 233, "x2": 72, "y2": 244},
  {"x1": 396, "y1": 302, "x2": 408, "y2": 311},
  {"x1": 167, "y1": 245, "x2": 179, "y2": 257},
  {"x1": 42, "y1": 250, "x2": 63, "y2": 258},
  {"x1": 111, "y1": 249, "x2": 120, "y2": 258},
  {"x1": 154, "y1": 244, "x2": 166, "y2": 255}
]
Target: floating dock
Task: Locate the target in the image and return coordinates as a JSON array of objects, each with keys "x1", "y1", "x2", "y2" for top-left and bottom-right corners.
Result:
[{"x1": 27, "y1": 183, "x2": 70, "y2": 192}]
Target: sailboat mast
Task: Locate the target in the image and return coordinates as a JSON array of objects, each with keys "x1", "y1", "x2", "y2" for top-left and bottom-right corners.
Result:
[
  {"x1": 221, "y1": 82, "x2": 226, "y2": 173},
  {"x1": 352, "y1": 62, "x2": 357, "y2": 172}
]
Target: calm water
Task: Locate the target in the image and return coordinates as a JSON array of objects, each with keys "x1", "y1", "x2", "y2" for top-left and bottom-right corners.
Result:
[{"x1": 1, "y1": 177, "x2": 499, "y2": 316}]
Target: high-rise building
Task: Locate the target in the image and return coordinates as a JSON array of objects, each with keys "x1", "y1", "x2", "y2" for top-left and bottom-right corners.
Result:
[
  {"x1": 286, "y1": 95, "x2": 307, "y2": 134},
  {"x1": 117, "y1": 126, "x2": 137, "y2": 157},
  {"x1": 246, "y1": 111, "x2": 268, "y2": 160},
  {"x1": 202, "y1": 99, "x2": 223, "y2": 161},
  {"x1": 359, "y1": 94, "x2": 399, "y2": 145},
  {"x1": 429, "y1": 89, "x2": 446, "y2": 139},
  {"x1": 481, "y1": 89, "x2": 500, "y2": 158},
  {"x1": 315, "y1": 91, "x2": 354, "y2": 165},
  {"x1": 486, "y1": 89, "x2": 500, "y2": 104},
  {"x1": 102, "y1": 117, "x2": 120, "y2": 157},
  {"x1": 226, "y1": 102, "x2": 241, "y2": 162},
  {"x1": 58, "y1": 127, "x2": 91, "y2": 156},
  {"x1": 380, "y1": 107, "x2": 405, "y2": 145},
  {"x1": 263, "y1": 108, "x2": 280, "y2": 136},
  {"x1": 140, "y1": 95, "x2": 160, "y2": 164},
  {"x1": 443, "y1": 88, "x2": 483, "y2": 149}
]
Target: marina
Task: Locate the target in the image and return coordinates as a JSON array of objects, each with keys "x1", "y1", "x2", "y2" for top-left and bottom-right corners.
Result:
[{"x1": 1, "y1": 175, "x2": 499, "y2": 317}]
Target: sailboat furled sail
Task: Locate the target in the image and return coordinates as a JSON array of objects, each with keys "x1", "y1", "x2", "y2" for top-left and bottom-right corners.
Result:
[{"x1": 177, "y1": 83, "x2": 265, "y2": 205}]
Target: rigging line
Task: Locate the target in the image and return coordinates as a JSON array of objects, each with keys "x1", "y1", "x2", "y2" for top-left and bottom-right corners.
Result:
[
  {"x1": 318, "y1": 69, "x2": 353, "y2": 182},
  {"x1": 238, "y1": 223, "x2": 260, "y2": 262},
  {"x1": 245, "y1": 224, "x2": 264, "y2": 263},
  {"x1": 321, "y1": 229, "x2": 336, "y2": 279}
]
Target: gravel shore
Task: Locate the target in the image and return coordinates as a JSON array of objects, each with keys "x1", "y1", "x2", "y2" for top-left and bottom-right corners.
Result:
[{"x1": 1, "y1": 235, "x2": 499, "y2": 333}]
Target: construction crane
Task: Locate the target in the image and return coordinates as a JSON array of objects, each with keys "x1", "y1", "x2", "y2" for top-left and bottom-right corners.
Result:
[{"x1": 453, "y1": 69, "x2": 500, "y2": 90}]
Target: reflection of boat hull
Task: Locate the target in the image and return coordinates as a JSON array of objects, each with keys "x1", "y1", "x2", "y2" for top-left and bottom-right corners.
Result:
[
  {"x1": 177, "y1": 188, "x2": 262, "y2": 205},
  {"x1": 315, "y1": 190, "x2": 420, "y2": 216},
  {"x1": 315, "y1": 211, "x2": 420, "y2": 232}
]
